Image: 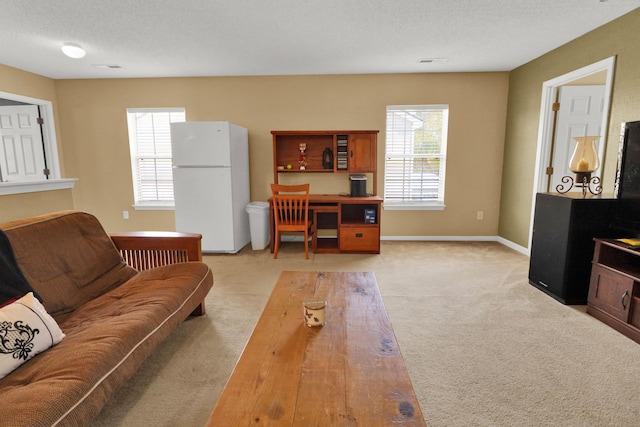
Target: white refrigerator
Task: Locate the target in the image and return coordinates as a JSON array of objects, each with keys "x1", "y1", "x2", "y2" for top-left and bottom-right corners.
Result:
[{"x1": 170, "y1": 121, "x2": 250, "y2": 253}]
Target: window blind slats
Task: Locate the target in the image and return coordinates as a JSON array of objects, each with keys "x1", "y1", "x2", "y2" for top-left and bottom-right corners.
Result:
[
  {"x1": 127, "y1": 109, "x2": 185, "y2": 204},
  {"x1": 137, "y1": 158, "x2": 174, "y2": 201},
  {"x1": 384, "y1": 106, "x2": 448, "y2": 204}
]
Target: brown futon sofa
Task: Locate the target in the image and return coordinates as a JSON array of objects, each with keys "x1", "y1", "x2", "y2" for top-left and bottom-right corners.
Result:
[{"x1": 0, "y1": 211, "x2": 213, "y2": 426}]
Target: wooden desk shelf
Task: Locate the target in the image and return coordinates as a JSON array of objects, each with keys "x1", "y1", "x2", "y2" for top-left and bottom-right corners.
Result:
[
  {"x1": 313, "y1": 204, "x2": 340, "y2": 253},
  {"x1": 269, "y1": 195, "x2": 382, "y2": 254},
  {"x1": 272, "y1": 130, "x2": 378, "y2": 195}
]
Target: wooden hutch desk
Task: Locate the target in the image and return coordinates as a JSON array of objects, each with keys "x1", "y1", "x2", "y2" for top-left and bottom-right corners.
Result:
[
  {"x1": 270, "y1": 130, "x2": 382, "y2": 255},
  {"x1": 269, "y1": 194, "x2": 382, "y2": 254}
]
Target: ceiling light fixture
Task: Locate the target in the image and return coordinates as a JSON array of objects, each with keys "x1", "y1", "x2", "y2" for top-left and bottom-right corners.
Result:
[
  {"x1": 61, "y1": 43, "x2": 86, "y2": 59},
  {"x1": 418, "y1": 58, "x2": 448, "y2": 64}
]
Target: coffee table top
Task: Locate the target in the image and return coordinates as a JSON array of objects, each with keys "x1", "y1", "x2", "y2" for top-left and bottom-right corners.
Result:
[{"x1": 206, "y1": 271, "x2": 426, "y2": 426}]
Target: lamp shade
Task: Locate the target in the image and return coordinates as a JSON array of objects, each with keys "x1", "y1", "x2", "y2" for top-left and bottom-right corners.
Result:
[
  {"x1": 61, "y1": 43, "x2": 86, "y2": 59},
  {"x1": 569, "y1": 136, "x2": 600, "y2": 173}
]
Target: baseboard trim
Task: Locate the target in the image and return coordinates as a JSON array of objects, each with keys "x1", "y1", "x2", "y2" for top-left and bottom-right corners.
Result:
[
  {"x1": 496, "y1": 236, "x2": 529, "y2": 255},
  {"x1": 381, "y1": 235, "x2": 498, "y2": 242},
  {"x1": 381, "y1": 235, "x2": 529, "y2": 256},
  {"x1": 282, "y1": 235, "x2": 530, "y2": 256}
]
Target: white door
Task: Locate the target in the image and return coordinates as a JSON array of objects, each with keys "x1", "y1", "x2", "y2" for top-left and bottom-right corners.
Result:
[
  {"x1": 0, "y1": 105, "x2": 46, "y2": 182},
  {"x1": 549, "y1": 85, "x2": 605, "y2": 192}
]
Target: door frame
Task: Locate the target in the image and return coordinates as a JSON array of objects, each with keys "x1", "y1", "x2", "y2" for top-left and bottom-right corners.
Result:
[
  {"x1": 0, "y1": 91, "x2": 75, "y2": 195},
  {"x1": 0, "y1": 91, "x2": 61, "y2": 179},
  {"x1": 528, "y1": 56, "x2": 616, "y2": 252}
]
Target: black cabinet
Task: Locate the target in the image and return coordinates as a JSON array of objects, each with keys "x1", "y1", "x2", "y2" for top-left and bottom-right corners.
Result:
[{"x1": 528, "y1": 193, "x2": 618, "y2": 304}]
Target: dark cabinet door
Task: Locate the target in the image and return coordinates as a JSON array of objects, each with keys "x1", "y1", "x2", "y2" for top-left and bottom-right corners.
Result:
[{"x1": 588, "y1": 265, "x2": 633, "y2": 322}]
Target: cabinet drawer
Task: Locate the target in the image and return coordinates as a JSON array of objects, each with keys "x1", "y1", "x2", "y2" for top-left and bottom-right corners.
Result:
[{"x1": 339, "y1": 227, "x2": 379, "y2": 252}]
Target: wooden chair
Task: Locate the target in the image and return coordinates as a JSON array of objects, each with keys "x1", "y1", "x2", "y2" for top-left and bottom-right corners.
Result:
[{"x1": 271, "y1": 183, "x2": 314, "y2": 259}]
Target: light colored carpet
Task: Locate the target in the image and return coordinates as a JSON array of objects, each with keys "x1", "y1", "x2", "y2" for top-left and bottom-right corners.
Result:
[{"x1": 91, "y1": 241, "x2": 640, "y2": 426}]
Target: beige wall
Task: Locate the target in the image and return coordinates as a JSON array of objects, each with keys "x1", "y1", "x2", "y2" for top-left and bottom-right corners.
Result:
[
  {"x1": 54, "y1": 73, "x2": 509, "y2": 234},
  {"x1": 5, "y1": 8, "x2": 638, "y2": 242},
  {"x1": 0, "y1": 65, "x2": 75, "y2": 223},
  {"x1": 0, "y1": 190, "x2": 75, "y2": 224},
  {"x1": 499, "y1": 8, "x2": 640, "y2": 248}
]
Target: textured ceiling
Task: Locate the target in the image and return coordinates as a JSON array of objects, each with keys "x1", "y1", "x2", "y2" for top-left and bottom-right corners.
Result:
[{"x1": 0, "y1": 0, "x2": 638, "y2": 79}]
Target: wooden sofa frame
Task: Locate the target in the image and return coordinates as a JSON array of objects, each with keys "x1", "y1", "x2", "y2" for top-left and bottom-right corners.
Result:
[{"x1": 110, "y1": 231, "x2": 206, "y2": 316}]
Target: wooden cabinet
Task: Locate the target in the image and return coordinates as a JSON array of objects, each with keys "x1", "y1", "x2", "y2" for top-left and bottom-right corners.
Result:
[
  {"x1": 587, "y1": 239, "x2": 640, "y2": 344},
  {"x1": 339, "y1": 201, "x2": 380, "y2": 253},
  {"x1": 305, "y1": 196, "x2": 381, "y2": 254},
  {"x1": 347, "y1": 133, "x2": 376, "y2": 173},
  {"x1": 272, "y1": 130, "x2": 379, "y2": 195},
  {"x1": 589, "y1": 266, "x2": 634, "y2": 321}
]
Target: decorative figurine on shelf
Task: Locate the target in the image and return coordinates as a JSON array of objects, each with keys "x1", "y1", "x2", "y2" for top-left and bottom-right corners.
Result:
[{"x1": 298, "y1": 143, "x2": 307, "y2": 170}]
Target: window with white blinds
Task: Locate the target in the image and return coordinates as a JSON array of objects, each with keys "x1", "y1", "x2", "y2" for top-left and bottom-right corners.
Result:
[
  {"x1": 384, "y1": 105, "x2": 448, "y2": 209},
  {"x1": 126, "y1": 108, "x2": 185, "y2": 208}
]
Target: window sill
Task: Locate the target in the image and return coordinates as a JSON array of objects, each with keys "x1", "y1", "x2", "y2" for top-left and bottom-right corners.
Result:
[
  {"x1": 0, "y1": 178, "x2": 77, "y2": 196},
  {"x1": 383, "y1": 202, "x2": 446, "y2": 211},
  {"x1": 133, "y1": 203, "x2": 175, "y2": 211}
]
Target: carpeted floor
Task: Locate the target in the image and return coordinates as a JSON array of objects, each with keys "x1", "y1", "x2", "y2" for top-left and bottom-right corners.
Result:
[{"x1": 91, "y1": 241, "x2": 640, "y2": 426}]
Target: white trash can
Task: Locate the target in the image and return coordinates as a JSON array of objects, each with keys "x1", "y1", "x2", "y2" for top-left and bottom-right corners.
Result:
[{"x1": 246, "y1": 201, "x2": 270, "y2": 250}]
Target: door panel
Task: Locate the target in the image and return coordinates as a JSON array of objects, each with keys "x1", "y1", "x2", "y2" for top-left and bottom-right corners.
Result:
[
  {"x1": 348, "y1": 133, "x2": 376, "y2": 172},
  {"x1": 550, "y1": 85, "x2": 604, "y2": 191},
  {"x1": 0, "y1": 105, "x2": 46, "y2": 182},
  {"x1": 588, "y1": 265, "x2": 633, "y2": 322}
]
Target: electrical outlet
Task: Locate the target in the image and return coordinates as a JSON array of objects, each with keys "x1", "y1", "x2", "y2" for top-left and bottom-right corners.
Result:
[
  {"x1": 123, "y1": 210, "x2": 129, "y2": 220},
  {"x1": 477, "y1": 211, "x2": 484, "y2": 220}
]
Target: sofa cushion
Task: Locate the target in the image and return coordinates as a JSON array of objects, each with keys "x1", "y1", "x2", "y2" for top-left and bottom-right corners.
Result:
[
  {"x1": 0, "y1": 292, "x2": 65, "y2": 379},
  {"x1": 2, "y1": 211, "x2": 137, "y2": 317},
  {"x1": 0, "y1": 229, "x2": 42, "y2": 306},
  {"x1": 0, "y1": 261, "x2": 212, "y2": 426}
]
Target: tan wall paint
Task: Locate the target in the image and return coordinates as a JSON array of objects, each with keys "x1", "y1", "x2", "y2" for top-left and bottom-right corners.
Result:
[
  {"x1": 499, "y1": 8, "x2": 640, "y2": 248},
  {"x1": 565, "y1": 69, "x2": 607, "y2": 86},
  {"x1": 0, "y1": 64, "x2": 75, "y2": 223},
  {"x1": 55, "y1": 73, "x2": 509, "y2": 234},
  {"x1": 0, "y1": 190, "x2": 75, "y2": 224}
]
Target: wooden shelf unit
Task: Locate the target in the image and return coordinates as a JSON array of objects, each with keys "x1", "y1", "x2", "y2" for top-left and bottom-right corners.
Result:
[
  {"x1": 270, "y1": 130, "x2": 381, "y2": 254},
  {"x1": 587, "y1": 238, "x2": 640, "y2": 344},
  {"x1": 272, "y1": 130, "x2": 378, "y2": 195}
]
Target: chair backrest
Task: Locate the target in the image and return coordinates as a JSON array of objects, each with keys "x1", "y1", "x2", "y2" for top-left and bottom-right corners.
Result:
[{"x1": 271, "y1": 184, "x2": 310, "y2": 227}]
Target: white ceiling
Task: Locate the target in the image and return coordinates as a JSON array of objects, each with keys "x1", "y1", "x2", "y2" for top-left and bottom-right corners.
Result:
[{"x1": 1, "y1": 0, "x2": 638, "y2": 80}]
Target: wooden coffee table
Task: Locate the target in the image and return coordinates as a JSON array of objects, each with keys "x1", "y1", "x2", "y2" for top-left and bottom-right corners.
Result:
[{"x1": 206, "y1": 271, "x2": 426, "y2": 426}]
